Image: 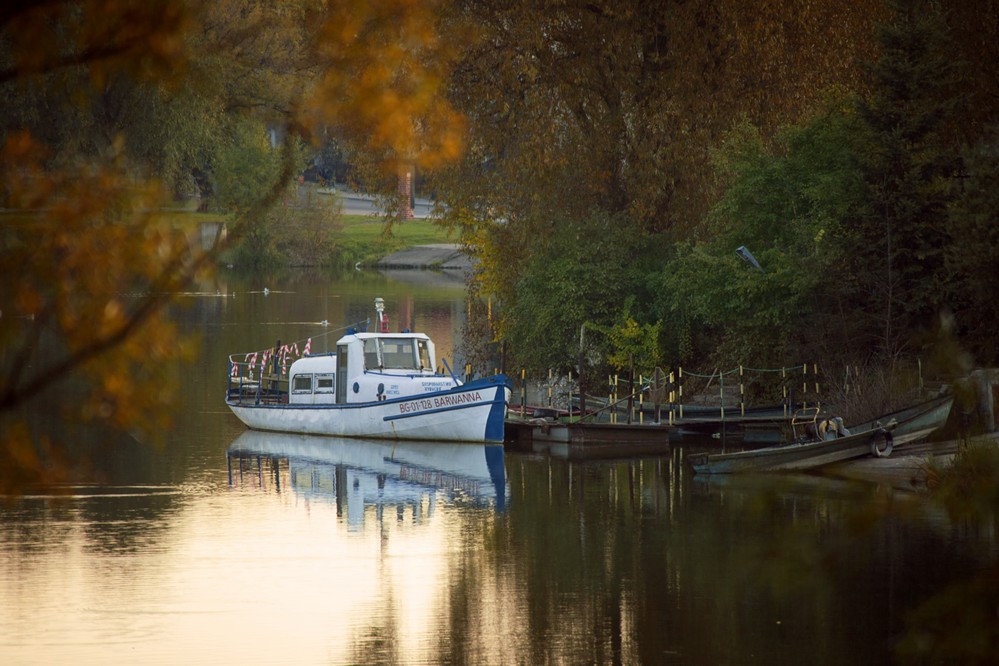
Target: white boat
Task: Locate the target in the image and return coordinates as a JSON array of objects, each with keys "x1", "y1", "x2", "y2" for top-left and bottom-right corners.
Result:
[{"x1": 226, "y1": 298, "x2": 512, "y2": 443}]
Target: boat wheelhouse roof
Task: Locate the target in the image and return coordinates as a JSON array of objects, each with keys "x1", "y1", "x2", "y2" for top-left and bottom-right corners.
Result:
[
  {"x1": 338, "y1": 331, "x2": 431, "y2": 343},
  {"x1": 290, "y1": 353, "x2": 337, "y2": 374}
]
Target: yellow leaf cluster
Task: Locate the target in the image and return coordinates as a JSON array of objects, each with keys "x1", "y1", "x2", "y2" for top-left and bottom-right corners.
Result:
[
  {"x1": 1, "y1": 132, "x2": 200, "y2": 455},
  {"x1": 307, "y1": 0, "x2": 470, "y2": 171}
]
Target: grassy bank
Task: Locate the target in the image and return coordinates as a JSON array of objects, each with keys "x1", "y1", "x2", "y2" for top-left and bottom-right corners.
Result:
[
  {"x1": 337, "y1": 214, "x2": 454, "y2": 265},
  {"x1": 164, "y1": 207, "x2": 453, "y2": 268}
]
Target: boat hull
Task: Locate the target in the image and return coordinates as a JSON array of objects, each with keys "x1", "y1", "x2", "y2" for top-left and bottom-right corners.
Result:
[
  {"x1": 688, "y1": 429, "x2": 890, "y2": 474},
  {"x1": 227, "y1": 377, "x2": 511, "y2": 443}
]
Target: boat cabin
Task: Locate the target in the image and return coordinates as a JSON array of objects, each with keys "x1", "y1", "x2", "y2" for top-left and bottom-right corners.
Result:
[
  {"x1": 288, "y1": 354, "x2": 338, "y2": 405},
  {"x1": 287, "y1": 332, "x2": 460, "y2": 406}
]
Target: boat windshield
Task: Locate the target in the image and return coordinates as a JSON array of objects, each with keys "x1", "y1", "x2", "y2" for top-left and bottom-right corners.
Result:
[
  {"x1": 379, "y1": 338, "x2": 417, "y2": 370},
  {"x1": 363, "y1": 339, "x2": 380, "y2": 369},
  {"x1": 417, "y1": 339, "x2": 432, "y2": 370}
]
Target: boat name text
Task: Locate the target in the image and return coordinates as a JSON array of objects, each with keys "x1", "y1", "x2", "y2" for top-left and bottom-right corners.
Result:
[{"x1": 399, "y1": 391, "x2": 483, "y2": 414}]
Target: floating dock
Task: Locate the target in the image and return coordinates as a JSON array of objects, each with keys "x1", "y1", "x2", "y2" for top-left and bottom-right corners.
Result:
[{"x1": 504, "y1": 417, "x2": 670, "y2": 460}]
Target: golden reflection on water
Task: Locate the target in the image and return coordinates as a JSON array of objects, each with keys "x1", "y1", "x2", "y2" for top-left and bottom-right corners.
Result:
[
  {"x1": 0, "y1": 461, "x2": 512, "y2": 665},
  {"x1": 3, "y1": 443, "x2": 997, "y2": 665},
  {"x1": 0, "y1": 280, "x2": 497, "y2": 665}
]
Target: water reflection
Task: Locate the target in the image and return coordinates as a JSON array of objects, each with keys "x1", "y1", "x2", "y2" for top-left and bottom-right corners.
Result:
[
  {"x1": 3, "y1": 267, "x2": 997, "y2": 664},
  {"x1": 226, "y1": 430, "x2": 509, "y2": 521}
]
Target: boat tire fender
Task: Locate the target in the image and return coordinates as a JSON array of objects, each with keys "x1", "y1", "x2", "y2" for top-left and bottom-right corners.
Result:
[{"x1": 869, "y1": 430, "x2": 894, "y2": 458}]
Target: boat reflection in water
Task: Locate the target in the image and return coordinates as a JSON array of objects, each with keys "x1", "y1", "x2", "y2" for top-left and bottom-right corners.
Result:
[{"x1": 226, "y1": 430, "x2": 508, "y2": 525}]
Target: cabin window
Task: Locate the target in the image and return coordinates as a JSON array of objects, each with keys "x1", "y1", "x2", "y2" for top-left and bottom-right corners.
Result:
[
  {"x1": 381, "y1": 338, "x2": 417, "y2": 369},
  {"x1": 315, "y1": 373, "x2": 335, "y2": 393},
  {"x1": 292, "y1": 375, "x2": 313, "y2": 393},
  {"x1": 363, "y1": 338, "x2": 380, "y2": 369},
  {"x1": 417, "y1": 340, "x2": 432, "y2": 370}
]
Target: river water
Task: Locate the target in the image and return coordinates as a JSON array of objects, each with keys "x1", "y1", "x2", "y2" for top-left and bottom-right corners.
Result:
[{"x1": 1, "y1": 268, "x2": 993, "y2": 665}]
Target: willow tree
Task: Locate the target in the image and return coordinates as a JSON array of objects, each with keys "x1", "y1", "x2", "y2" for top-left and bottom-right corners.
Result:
[{"x1": 0, "y1": 0, "x2": 467, "y2": 491}]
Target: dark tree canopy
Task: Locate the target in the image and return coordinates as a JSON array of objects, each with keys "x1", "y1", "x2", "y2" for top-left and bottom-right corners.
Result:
[{"x1": 431, "y1": 0, "x2": 999, "y2": 385}]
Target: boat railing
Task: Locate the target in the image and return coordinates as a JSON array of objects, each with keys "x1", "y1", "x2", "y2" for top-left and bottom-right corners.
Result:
[
  {"x1": 225, "y1": 319, "x2": 370, "y2": 405},
  {"x1": 227, "y1": 355, "x2": 289, "y2": 405}
]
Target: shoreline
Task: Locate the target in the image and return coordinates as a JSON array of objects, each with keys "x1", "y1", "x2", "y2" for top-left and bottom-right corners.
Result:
[
  {"x1": 370, "y1": 244, "x2": 471, "y2": 271},
  {"x1": 821, "y1": 432, "x2": 999, "y2": 491}
]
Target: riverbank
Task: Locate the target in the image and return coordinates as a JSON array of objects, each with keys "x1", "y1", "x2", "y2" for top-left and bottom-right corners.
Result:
[
  {"x1": 370, "y1": 244, "x2": 471, "y2": 271},
  {"x1": 822, "y1": 432, "x2": 999, "y2": 491}
]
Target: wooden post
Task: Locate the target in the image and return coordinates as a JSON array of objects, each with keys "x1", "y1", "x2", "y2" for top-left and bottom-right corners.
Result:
[
  {"x1": 578, "y1": 322, "x2": 587, "y2": 421},
  {"x1": 678, "y1": 367, "x2": 684, "y2": 420},
  {"x1": 739, "y1": 365, "x2": 745, "y2": 417},
  {"x1": 782, "y1": 366, "x2": 788, "y2": 416},
  {"x1": 615, "y1": 374, "x2": 620, "y2": 424},
  {"x1": 668, "y1": 370, "x2": 675, "y2": 425},
  {"x1": 627, "y1": 356, "x2": 634, "y2": 425},
  {"x1": 548, "y1": 368, "x2": 553, "y2": 407},
  {"x1": 720, "y1": 371, "x2": 725, "y2": 424},
  {"x1": 568, "y1": 370, "x2": 573, "y2": 421},
  {"x1": 814, "y1": 363, "x2": 820, "y2": 411},
  {"x1": 520, "y1": 368, "x2": 526, "y2": 417},
  {"x1": 802, "y1": 363, "x2": 808, "y2": 410},
  {"x1": 639, "y1": 373, "x2": 644, "y2": 425}
]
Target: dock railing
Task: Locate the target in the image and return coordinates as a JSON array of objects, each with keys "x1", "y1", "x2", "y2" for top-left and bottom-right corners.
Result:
[{"x1": 508, "y1": 363, "x2": 822, "y2": 426}]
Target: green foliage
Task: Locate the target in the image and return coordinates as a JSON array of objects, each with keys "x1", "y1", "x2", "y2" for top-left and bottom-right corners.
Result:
[
  {"x1": 503, "y1": 211, "x2": 660, "y2": 373},
  {"x1": 600, "y1": 315, "x2": 663, "y2": 375},
  {"x1": 230, "y1": 186, "x2": 345, "y2": 269},
  {"x1": 656, "y1": 99, "x2": 865, "y2": 365},
  {"x1": 211, "y1": 120, "x2": 301, "y2": 212}
]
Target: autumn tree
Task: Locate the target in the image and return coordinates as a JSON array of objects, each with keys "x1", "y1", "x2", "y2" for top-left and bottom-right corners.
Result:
[
  {"x1": 431, "y1": 0, "x2": 883, "y2": 361},
  {"x1": 0, "y1": 0, "x2": 468, "y2": 491}
]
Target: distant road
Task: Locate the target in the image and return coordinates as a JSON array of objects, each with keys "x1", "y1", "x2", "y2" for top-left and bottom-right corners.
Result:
[{"x1": 319, "y1": 187, "x2": 435, "y2": 218}]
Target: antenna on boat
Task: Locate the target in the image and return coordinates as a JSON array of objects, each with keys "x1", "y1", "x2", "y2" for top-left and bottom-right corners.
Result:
[{"x1": 374, "y1": 297, "x2": 390, "y2": 332}]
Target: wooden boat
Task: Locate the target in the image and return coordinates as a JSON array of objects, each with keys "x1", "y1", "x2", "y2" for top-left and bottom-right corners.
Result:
[
  {"x1": 687, "y1": 394, "x2": 952, "y2": 475},
  {"x1": 687, "y1": 421, "x2": 897, "y2": 475},
  {"x1": 226, "y1": 298, "x2": 512, "y2": 443}
]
